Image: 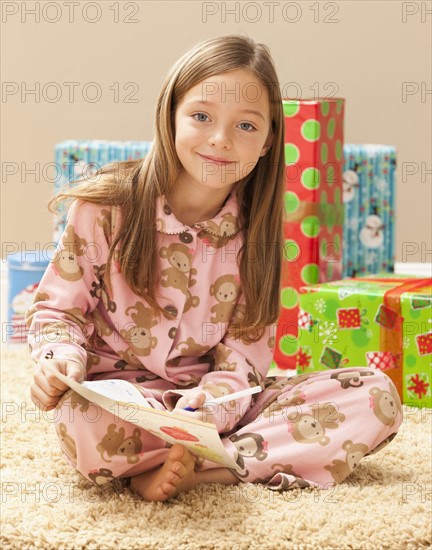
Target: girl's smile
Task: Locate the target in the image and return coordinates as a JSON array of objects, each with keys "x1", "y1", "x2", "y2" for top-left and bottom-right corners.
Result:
[{"x1": 197, "y1": 153, "x2": 235, "y2": 165}]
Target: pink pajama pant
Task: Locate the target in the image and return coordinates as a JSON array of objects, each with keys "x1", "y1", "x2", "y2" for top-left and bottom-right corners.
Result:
[{"x1": 53, "y1": 367, "x2": 403, "y2": 490}]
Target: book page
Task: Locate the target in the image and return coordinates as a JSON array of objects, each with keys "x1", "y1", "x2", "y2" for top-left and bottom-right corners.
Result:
[
  {"x1": 43, "y1": 363, "x2": 240, "y2": 471},
  {"x1": 81, "y1": 379, "x2": 151, "y2": 407}
]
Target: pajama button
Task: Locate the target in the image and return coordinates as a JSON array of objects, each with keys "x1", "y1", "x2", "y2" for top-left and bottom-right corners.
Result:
[
  {"x1": 179, "y1": 232, "x2": 193, "y2": 243},
  {"x1": 164, "y1": 305, "x2": 178, "y2": 317}
]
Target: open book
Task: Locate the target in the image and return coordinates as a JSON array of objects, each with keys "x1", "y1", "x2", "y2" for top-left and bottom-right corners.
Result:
[{"x1": 44, "y1": 363, "x2": 241, "y2": 471}]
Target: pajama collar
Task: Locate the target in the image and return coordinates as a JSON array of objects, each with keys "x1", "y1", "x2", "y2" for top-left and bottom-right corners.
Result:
[{"x1": 155, "y1": 191, "x2": 241, "y2": 238}]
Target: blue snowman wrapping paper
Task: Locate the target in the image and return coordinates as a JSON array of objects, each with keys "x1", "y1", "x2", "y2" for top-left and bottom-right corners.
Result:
[
  {"x1": 54, "y1": 140, "x2": 153, "y2": 242},
  {"x1": 342, "y1": 144, "x2": 396, "y2": 278}
]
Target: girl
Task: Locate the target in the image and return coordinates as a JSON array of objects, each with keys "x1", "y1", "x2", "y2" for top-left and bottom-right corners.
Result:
[{"x1": 27, "y1": 35, "x2": 402, "y2": 502}]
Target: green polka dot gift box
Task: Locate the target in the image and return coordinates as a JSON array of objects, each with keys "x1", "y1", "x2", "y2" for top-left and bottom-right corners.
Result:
[
  {"x1": 271, "y1": 99, "x2": 345, "y2": 372},
  {"x1": 296, "y1": 274, "x2": 432, "y2": 408}
]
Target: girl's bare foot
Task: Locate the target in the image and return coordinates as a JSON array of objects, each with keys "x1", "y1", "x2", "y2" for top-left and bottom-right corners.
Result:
[{"x1": 130, "y1": 444, "x2": 197, "y2": 502}]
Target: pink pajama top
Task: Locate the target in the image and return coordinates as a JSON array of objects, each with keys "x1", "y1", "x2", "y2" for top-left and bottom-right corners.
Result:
[{"x1": 26, "y1": 191, "x2": 277, "y2": 434}]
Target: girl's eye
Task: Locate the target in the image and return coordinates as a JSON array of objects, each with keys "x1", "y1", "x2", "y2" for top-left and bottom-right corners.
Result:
[
  {"x1": 192, "y1": 113, "x2": 256, "y2": 132},
  {"x1": 238, "y1": 122, "x2": 256, "y2": 132},
  {"x1": 192, "y1": 113, "x2": 209, "y2": 122}
]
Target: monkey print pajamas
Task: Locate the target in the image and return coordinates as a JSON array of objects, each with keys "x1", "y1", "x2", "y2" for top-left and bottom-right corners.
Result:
[{"x1": 26, "y1": 192, "x2": 402, "y2": 490}]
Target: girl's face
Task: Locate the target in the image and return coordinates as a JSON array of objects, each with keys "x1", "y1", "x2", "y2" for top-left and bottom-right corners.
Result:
[{"x1": 174, "y1": 69, "x2": 273, "y2": 194}]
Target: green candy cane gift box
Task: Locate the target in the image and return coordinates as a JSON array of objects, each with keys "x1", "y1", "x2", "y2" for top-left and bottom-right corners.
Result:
[{"x1": 296, "y1": 274, "x2": 432, "y2": 408}]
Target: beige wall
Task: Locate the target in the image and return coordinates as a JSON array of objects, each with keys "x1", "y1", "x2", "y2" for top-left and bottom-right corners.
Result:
[{"x1": 2, "y1": 0, "x2": 431, "y2": 263}]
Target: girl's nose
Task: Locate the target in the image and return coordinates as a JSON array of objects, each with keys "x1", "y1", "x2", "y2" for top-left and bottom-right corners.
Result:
[{"x1": 209, "y1": 128, "x2": 232, "y2": 148}]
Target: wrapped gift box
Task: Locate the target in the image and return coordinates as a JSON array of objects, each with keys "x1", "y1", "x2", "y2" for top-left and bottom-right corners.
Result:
[
  {"x1": 342, "y1": 144, "x2": 396, "y2": 278},
  {"x1": 6, "y1": 251, "x2": 53, "y2": 343},
  {"x1": 271, "y1": 98, "x2": 345, "y2": 371},
  {"x1": 54, "y1": 140, "x2": 153, "y2": 242},
  {"x1": 296, "y1": 274, "x2": 432, "y2": 408}
]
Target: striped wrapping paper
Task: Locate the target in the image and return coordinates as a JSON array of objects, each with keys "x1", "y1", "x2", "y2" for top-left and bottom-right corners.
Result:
[
  {"x1": 342, "y1": 144, "x2": 396, "y2": 278},
  {"x1": 53, "y1": 140, "x2": 153, "y2": 242}
]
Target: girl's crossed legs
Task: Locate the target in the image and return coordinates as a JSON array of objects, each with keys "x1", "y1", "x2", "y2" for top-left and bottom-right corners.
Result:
[{"x1": 53, "y1": 367, "x2": 402, "y2": 501}]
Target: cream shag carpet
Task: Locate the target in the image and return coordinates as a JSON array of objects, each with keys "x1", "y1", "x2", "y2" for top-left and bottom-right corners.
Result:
[{"x1": 1, "y1": 345, "x2": 431, "y2": 550}]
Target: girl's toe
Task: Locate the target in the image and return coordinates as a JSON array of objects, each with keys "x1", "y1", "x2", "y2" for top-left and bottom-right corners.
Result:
[
  {"x1": 169, "y1": 471, "x2": 181, "y2": 483},
  {"x1": 172, "y1": 462, "x2": 182, "y2": 473},
  {"x1": 162, "y1": 482, "x2": 177, "y2": 496},
  {"x1": 173, "y1": 463, "x2": 186, "y2": 477}
]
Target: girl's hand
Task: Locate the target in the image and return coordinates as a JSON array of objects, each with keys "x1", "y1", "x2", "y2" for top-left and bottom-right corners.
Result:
[
  {"x1": 174, "y1": 392, "x2": 207, "y2": 411},
  {"x1": 30, "y1": 359, "x2": 86, "y2": 412},
  {"x1": 171, "y1": 391, "x2": 217, "y2": 425}
]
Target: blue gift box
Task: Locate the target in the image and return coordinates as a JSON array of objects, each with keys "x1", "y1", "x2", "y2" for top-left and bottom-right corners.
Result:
[
  {"x1": 6, "y1": 251, "x2": 53, "y2": 343},
  {"x1": 342, "y1": 144, "x2": 396, "y2": 278},
  {"x1": 53, "y1": 140, "x2": 153, "y2": 242}
]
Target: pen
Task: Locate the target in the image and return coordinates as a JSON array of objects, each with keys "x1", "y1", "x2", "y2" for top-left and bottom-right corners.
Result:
[{"x1": 182, "y1": 385, "x2": 262, "y2": 412}]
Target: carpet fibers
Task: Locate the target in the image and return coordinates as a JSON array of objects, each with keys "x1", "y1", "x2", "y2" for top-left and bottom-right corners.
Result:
[{"x1": 1, "y1": 345, "x2": 431, "y2": 550}]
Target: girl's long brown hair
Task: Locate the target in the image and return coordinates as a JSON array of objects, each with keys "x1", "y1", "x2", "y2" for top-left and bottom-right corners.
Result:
[{"x1": 49, "y1": 34, "x2": 286, "y2": 343}]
